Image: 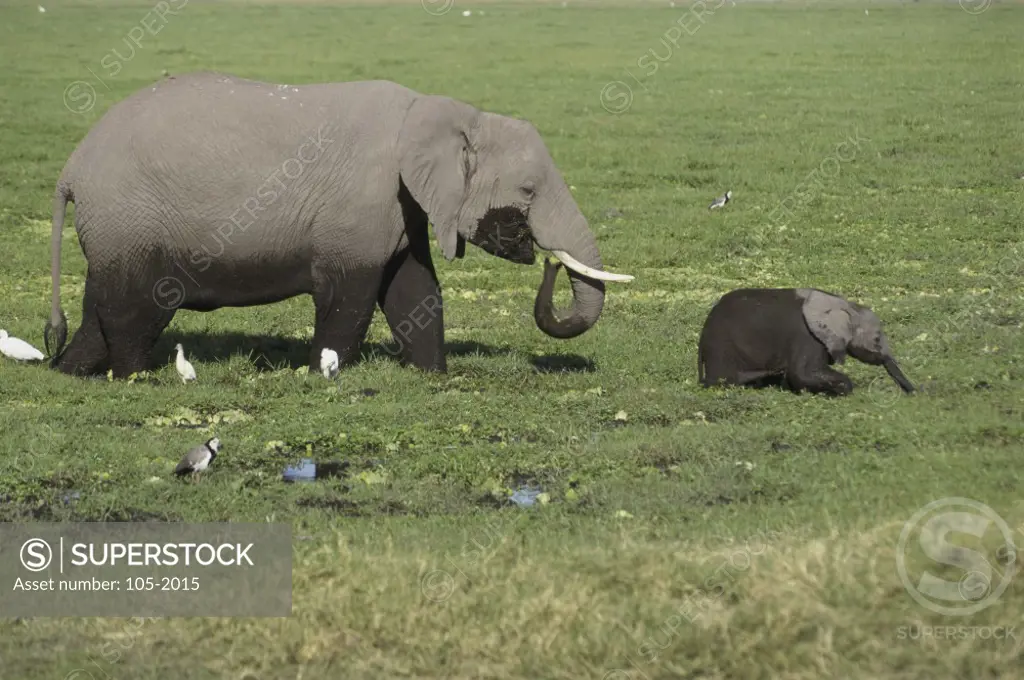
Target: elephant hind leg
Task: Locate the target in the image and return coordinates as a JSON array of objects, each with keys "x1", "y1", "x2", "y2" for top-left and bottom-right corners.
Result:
[
  {"x1": 54, "y1": 275, "x2": 110, "y2": 377},
  {"x1": 89, "y1": 251, "x2": 179, "y2": 379},
  {"x1": 377, "y1": 242, "x2": 446, "y2": 373},
  {"x1": 97, "y1": 298, "x2": 176, "y2": 379},
  {"x1": 309, "y1": 264, "x2": 383, "y2": 373},
  {"x1": 698, "y1": 345, "x2": 747, "y2": 388}
]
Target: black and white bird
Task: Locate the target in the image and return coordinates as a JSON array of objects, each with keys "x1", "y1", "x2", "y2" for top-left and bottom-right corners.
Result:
[
  {"x1": 320, "y1": 348, "x2": 339, "y2": 379},
  {"x1": 174, "y1": 343, "x2": 196, "y2": 383},
  {"x1": 0, "y1": 330, "x2": 45, "y2": 362},
  {"x1": 709, "y1": 190, "x2": 732, "y2": 210},
  {"x1": 174, "y1": 437, "x2": 221, "y2": 481}
]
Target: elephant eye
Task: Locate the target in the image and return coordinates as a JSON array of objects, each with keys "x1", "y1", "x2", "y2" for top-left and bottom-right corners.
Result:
[{"x1": 519, "y1": 185, "x2": 535, "y2": 200}]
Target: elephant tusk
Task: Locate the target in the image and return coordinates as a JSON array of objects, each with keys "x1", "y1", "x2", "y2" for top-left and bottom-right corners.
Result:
[{"x1": 551, "y1": 250, "x2": 634, "y2": 282}]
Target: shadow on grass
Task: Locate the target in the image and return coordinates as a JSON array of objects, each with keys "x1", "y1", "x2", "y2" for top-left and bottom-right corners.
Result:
[
  {"x1": 153, "y1": 333, "x2": 514, "y2": 371},
  {"x1": 153, "y1": 333, "x2": 596, "y2": 374},
  {"x1": 530, "y1": 353, "x2": 596, "y2": 373}
]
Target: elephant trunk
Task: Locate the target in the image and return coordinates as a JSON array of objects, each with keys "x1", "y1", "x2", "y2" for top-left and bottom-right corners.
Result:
[
  {"x1": 533, "y1": 256, "x2": 606, "y2": 338},
  {"x1": 533, "y1": 251, "x2": 606, "y2": 339},
  {"x1": 884, "y1": 358, "x2": 915, "y2": 393},
  {"x1": 530, "y1": 195, "x2": 610, "y2": 338}
]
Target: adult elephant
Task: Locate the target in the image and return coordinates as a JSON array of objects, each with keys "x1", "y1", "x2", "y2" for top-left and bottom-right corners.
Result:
[{"x1": 44, "y1": 72, "x2": 633, "y2": 378}]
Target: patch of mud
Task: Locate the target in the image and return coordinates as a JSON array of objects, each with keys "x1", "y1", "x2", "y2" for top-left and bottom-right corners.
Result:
[
  {"x1": 295, "y1": 496, "x2": 418, "y2": 517},
  {"x1": 476, "y1": 493, "x2": 514, "y2": 510}
]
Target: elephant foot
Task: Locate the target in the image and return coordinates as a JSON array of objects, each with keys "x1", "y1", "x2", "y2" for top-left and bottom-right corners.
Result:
[
  {"x1": 399, "y1": 352, "x2": 447, "y2": 373},
  {"x1": 789, "y1": 368, "x2": 853, "y2": 397}
]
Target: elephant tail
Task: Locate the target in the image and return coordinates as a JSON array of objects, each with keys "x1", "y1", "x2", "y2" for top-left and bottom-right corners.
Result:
[{"x1": 44, "y1": 181, "x2": 72, "y2": 360}]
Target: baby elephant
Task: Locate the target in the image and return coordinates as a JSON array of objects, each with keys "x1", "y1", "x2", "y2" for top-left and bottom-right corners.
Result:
[{"x1": 698, "y1": 288, "x2": 915, "y2": 397}]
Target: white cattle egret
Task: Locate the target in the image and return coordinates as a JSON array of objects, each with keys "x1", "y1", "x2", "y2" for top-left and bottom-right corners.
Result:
[
  {"x1": 175, "y1": 437, "x2": 220, "y2": 482},
  {"x1": 0, "y1": 330, "x2": 45, "y2": 361},
  {"x1": 320, "y1": 348, "x2": 339, "y2": 378},
  {"x1": 175, "y1": 343, "x2": 196, "y2": 383},
  {"x1": 709, "y1": 190, "x2": 732, "y2": 210}
]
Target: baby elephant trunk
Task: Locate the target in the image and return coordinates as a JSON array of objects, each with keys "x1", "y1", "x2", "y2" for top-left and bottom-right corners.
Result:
[{"x1": 884, "y1": 358, "x2": 915, "y2": 393}]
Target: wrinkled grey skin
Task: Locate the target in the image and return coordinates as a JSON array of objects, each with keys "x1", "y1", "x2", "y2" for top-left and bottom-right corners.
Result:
[
  {"x1": 697, "y1": 288, "x2": 915, "y2": 397},
  {"x1": 45, "y1": 72, "x2": 610, "y2": 378},
  {"x1": 534, "y1": 258, "x2": 590, "y2": 337}
]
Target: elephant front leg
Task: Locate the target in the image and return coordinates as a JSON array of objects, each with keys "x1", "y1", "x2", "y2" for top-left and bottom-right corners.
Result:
[
  {"x1": 310, "y1": 267, "x2": 384, "y2": 372},
  {"x1": 786, "y1": 365, "x2": 854, "y2": 397},
  {"x1": 784, "y1": 341, "x2": 854, "y2": 397},
  {"x1": 377, "y1": 245, "x2": 446, "y2": 372}
]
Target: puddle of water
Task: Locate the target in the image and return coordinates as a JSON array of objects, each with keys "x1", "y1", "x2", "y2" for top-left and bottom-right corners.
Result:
[
  {"x1": 509, "y1": 486, "x2": 543, "y2": 507},
  {"x1": 282, "y1": 459, "x2": 349, "y2": 482},
  {"x1": 282, "y1": 459, "x2": 316, "y2": 482}
]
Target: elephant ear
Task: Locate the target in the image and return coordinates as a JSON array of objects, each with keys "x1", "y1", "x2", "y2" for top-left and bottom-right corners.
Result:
[
  {"x1": 398, "y1": 95, "x2": 481, "y2": 261},
  {"x1": 798, "y1": 289, "x2": 855, "y2": 363}
]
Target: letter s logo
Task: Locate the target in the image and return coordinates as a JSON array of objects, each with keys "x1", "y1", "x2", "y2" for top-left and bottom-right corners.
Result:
[{"x1": 897, "y1": 498, "x2": 1017, "y2": 617}]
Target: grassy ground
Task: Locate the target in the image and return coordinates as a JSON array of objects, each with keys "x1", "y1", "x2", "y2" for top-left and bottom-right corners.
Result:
[{"x1": 0, "y1": 0, "x2": 1022, "y2": 677}]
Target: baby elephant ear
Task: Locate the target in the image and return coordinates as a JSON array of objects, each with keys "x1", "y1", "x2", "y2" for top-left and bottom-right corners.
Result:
[{"x1": 799, "y1": 289, "x2": 855, "y2": 363}]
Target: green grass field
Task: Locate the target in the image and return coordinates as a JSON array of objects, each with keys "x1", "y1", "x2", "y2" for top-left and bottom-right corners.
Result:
[{"x1": 0, "y1": 0, "x2": 1022, "y2": 677}]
